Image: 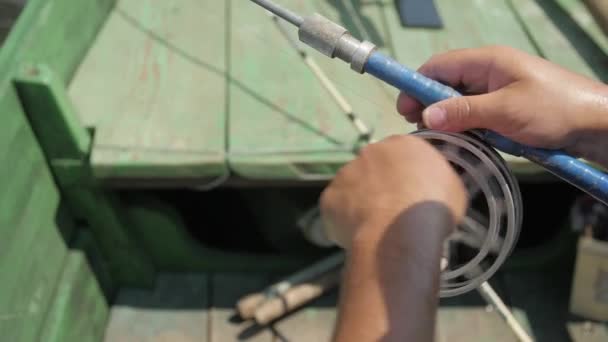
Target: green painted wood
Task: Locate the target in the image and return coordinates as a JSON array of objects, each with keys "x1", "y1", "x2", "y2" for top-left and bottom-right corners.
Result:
[
  {"x1": 7, "y1": 0, "x2": 115, "y2": 84},
  {"x1": 0, "y1": 104, "x2": 42, "y2": 231},
  {"x1": 0, "y1": 87, "x2": 69, "y2": 341},
  {"x1": 13, "y1": 63, "x2": 155, "y2": 288},
  {"x1": 38, "y1": 250, "x2": 109, "y2": 342},
  {"x1": 62, "y1": 188, "x2": 156, "y2": 288},
  {"x1": 68, "y1": 0, "x2": 228, "y2": 181},
  {"x1": 15, "y1": 64, "x2": 91, "y2": 159},
  {"x1": 210, "y1": 274, "x2": 273, "y2": 342},
  {"x1": 71, "y1": 230, "x2": 116, "y2": 299},
  {"x1": 510, "y1": 0, "x2": 608, "y2": 81},
  {"x1": 104, "y1": 274, "x2": 209, "y2": 342}
]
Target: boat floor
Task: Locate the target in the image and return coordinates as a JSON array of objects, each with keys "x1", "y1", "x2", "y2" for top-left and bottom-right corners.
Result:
[{"x1": 104, "y1": 270, "x2": 608, "y2": 342}]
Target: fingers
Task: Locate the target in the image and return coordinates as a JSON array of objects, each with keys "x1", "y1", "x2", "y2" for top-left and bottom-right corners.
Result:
[
  {"x1": 398, "y1": 46, "x2": 520, "y2": 127},
  {"x1": 421, "y1": 91, "x2": 507, "y2": 132},
  {"x1": 418, "y1": 46, "x2": 512, "y2": 93}
]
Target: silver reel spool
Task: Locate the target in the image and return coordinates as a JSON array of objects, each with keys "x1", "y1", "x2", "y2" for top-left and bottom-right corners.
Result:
[{"x1": 412, "y1": 130, "x2": 523, "y2": 297}]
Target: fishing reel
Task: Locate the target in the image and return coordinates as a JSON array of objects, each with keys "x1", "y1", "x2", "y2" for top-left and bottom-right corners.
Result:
[
  {"x1": 299, "y1": 129, "x2": 523, "y2": 297},
  {"x1": 412, "y1": 130, "x2": 523, "y2": 297},
  {"x1": 299, "y1": 130, "x2": 523, "y2": 297}
]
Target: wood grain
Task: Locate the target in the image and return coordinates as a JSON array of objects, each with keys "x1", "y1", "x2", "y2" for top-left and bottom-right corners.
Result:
[{"x1": 69, "y1": 0, "x2": 228, "y2": 180}]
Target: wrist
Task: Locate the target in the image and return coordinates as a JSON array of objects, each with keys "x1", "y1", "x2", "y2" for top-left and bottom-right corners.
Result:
[
  {"x1": 350, "y1": 202, "x2": 456, "y2": 261},
  {"x1": 568, "y1": 85, "x2": 608, "y2": 165}
]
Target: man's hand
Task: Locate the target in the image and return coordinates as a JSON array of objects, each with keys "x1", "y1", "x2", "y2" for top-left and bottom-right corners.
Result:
[
  {"x1": 320, "y1": 135, "x2": 467, "y2": 342},
  {"x1": 321, "y1": 134, "x2": 466, "y2": 250},
  {"x1": 397, "y1": 46, "x2": 608, "y2": 165}
]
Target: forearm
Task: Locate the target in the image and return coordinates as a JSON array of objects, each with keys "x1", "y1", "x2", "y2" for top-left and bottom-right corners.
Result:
[{"x1": 332, "y1": 204, "x2": 453, "y2": 342}]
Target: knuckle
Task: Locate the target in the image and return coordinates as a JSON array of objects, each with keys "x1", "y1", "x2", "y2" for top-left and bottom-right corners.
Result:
[
  {"x1": 486, "y1": 45, "x2": 515, "y2": 56},
  {"x1": 448, "y1": 97, "x2": 473, "y2": 126}
]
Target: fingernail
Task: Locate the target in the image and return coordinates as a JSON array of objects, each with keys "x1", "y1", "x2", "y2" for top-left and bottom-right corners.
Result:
[{"x1": 423, "y1": 106, "x2": 447, "y2": 129}]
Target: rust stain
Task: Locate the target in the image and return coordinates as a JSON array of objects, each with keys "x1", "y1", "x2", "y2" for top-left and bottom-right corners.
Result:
[{"x1": 139, "y1": 39, "x2": 153, "y2": 81}]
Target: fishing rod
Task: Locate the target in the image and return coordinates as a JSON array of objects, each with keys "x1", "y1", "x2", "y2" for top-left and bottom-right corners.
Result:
[{"x1": 246, "y1": 0, "x2": 608, "y2": 301}]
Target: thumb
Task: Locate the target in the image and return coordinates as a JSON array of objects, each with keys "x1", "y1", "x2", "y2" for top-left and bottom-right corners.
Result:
[{"x1": 422, "y1": 93, "x2": 502, "y2": 132}]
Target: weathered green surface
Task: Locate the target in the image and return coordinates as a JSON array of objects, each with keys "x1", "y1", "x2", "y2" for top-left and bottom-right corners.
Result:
[
  {"x1": 61, "y1": 189, "x2": 156, "y2": 287},
  {"x1": 0, "y1": 86, "x2": 68, "y2": 341},
  {"x1": 38, "y1": 250, "x2": 110, "y2": 342},
  {"x1": 68, "y1": 0, "x2": 228, "y2": 181},
  {"x1": 511, "y1": 0, "x2": 608, "y2": 82},
  {"x1": 14, "y1": 65, "x2": 156, "y2": 288},
  {"x1": 104, "y1": 274, "x2": 209, "y2": 342},
  {"x1": 2, "y1": 0, "x2": 115, "y2": 84},
  {"x1": 15, "y1": 64, "x2": 90, "y2": 160}
]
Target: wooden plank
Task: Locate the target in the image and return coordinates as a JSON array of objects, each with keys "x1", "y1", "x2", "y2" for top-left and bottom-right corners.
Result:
[
  {"x1": 210, "y1": 274, "x2": 273, "y2": 342},
  {"x1": 0, "y1": 154, "x2": 68, "y2": 341},
  {"x1": 0, "y1": 94, "x2": 24, "y2": 161},
  {"x1": 0, "y1": 182, "x2": 65, "y2": 342},
  {"x1": 38, "y1": 250, "x2": 110, "y2": 342},
  {"x1": 15, "y1": 65, "x2": 91, "y2": 160},
  {"x1": 104, "y1": 273, "x2": 208, "y2": 342},
  {"x1": 68, "y1": 0, "x2": 228, "y2": 180},
  {"x1": 511, "y1": 0, "x2": 608, "y2": 81},
  {"x1": 0, "y1": 124, "x2": 41, "y2": 229},
  {"x1": 12, "y1": 0, "x2": 115, "y2": 84},
  {"x1": 14, "y1": 59, "x2": 156, "y2": 286}
]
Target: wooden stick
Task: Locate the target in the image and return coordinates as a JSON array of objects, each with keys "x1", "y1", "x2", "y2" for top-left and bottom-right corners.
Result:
[
  {"x1": 253, "y1": 269, "x2": 342, "y2": 325},
  {"x1": 477, "y1": 281, "x2": 533, "y2": 342},
  {"x1": 236, "y1": 252, "x2": 345, "y2": 319},
  {"x1": 236, "y1": 293, "x2": 267, "y2": 320}
]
